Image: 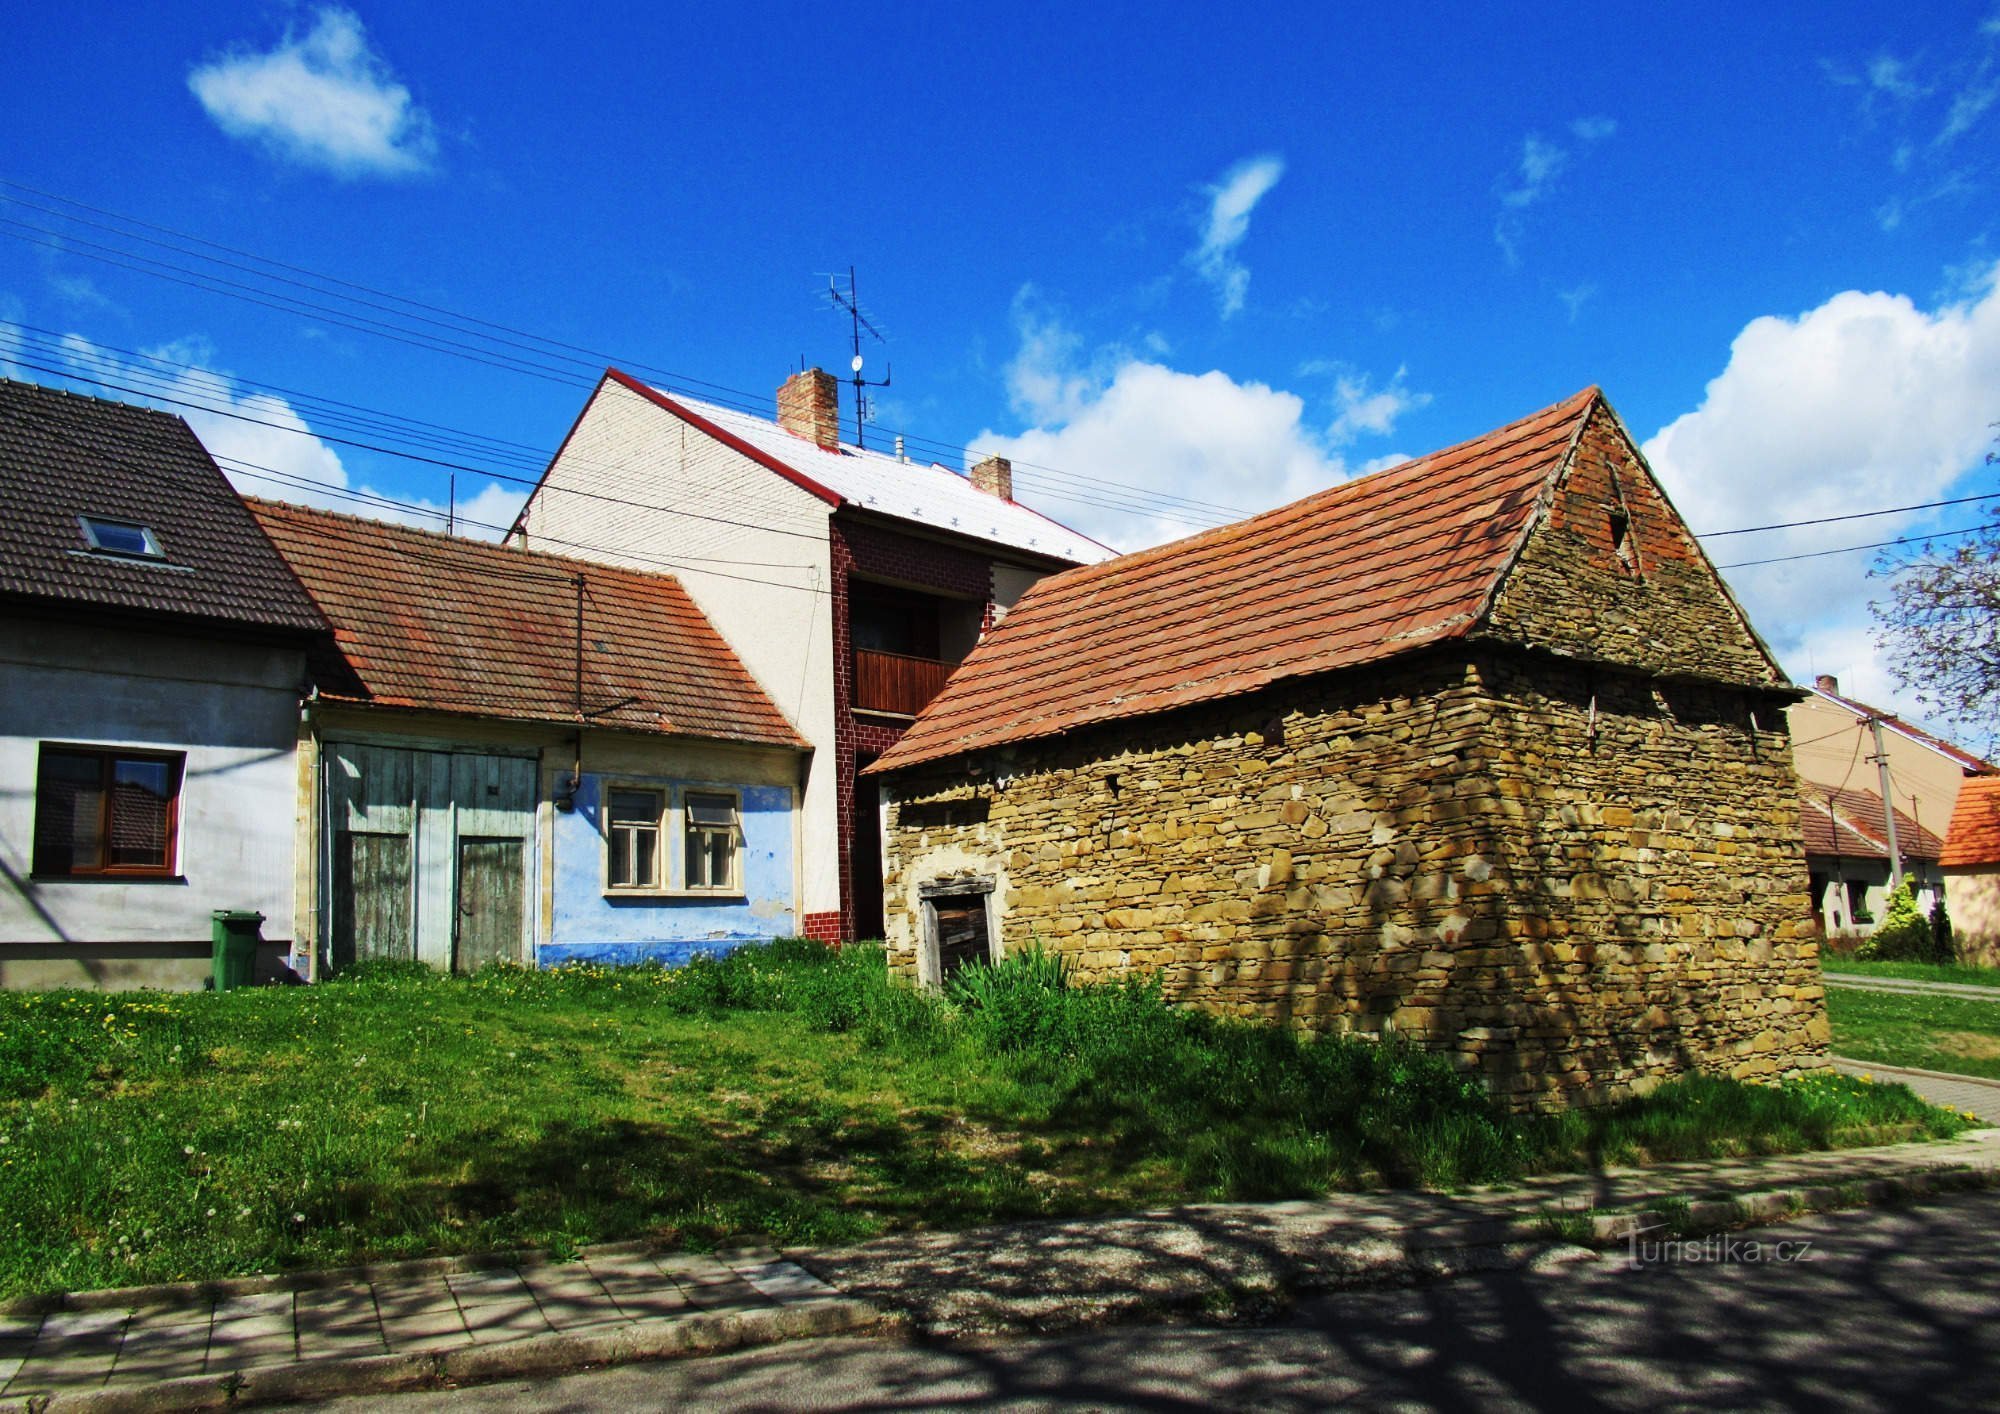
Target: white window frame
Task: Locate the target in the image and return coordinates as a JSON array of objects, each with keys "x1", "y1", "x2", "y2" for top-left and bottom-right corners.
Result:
[
  {"x1": 679, "y1": 787, "x2": 743, "y2": 896},
  {"x1": 603, "y1": 784, "x2": 667, "y2": 893}
]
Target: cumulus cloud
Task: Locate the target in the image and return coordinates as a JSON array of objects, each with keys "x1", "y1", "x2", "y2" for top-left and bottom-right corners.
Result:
[
  {"x1": 971, "y1": 301, "x2": 1422, "y2": 551},
  {"x1": 189, "y1": 7, "x2": 437, "y2": 178},
  {"x1": 29, "y1": 332, "x2": 521, "y2": 538},
  {"x1": 1642, "y1": 265, "x2": 2000, "y2": 726},
  {"x1": 1494, "y1": 119, "x2": 1614, "y2": 266},
  {"x1": 1189, "y1": 155, "x2": 1285, "y2": 318}
]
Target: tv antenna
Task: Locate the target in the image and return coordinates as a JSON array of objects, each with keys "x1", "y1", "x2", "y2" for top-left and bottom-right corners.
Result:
[{"x1": 827, "y1": 267, "x2": 890, "y2": 448}]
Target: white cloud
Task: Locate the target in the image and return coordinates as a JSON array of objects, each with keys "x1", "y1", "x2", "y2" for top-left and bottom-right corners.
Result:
[
  {"x1": 1642, "y1": 264, "x2": 2000, "y2": 729},
  {"x1": 29, "y1": 332, "x2": 523, "y2": 539},
  {"x1": 1328, "y1": 366, "x2": 1431, "y2": 445},
  {"x1": 1494, "y1": 120, "x2": 1613, "y2": 266},
  {"x1": 1189, "y1": 154, "x2": 1285, "y2": 318},
  {"x1": 189, "y1": 7, "x2": 437, "y2": 178},
  {"x1": 972, "y1": 302, "x2": 1420, "y2": 551}
]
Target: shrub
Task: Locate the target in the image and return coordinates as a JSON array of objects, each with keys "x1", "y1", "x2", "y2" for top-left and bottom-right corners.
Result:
[
  {"x1": 1931, "y1": 896, "x2": 1957, "y2": 963},
  {"x1": 1858, "y1": 881, "x2": 1936, "y2": 962},
  {"x1": 946, "y1": 944, "x2": 1074, "y2": 1053}
]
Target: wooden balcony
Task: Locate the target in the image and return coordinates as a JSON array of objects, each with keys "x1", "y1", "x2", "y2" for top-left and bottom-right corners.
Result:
[{"x1": 854, "y1": 648, "x2": 954, "y2": 716}]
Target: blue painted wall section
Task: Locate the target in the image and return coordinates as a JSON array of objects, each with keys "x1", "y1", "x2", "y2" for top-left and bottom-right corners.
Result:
[{"x1": 538, "y1": 771, "x2": 796, "y2": 969}]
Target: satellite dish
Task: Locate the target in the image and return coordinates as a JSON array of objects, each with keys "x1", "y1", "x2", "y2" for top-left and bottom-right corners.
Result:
[{"x1": 851, "y1": 354, "x2": 865, "y2": 373}]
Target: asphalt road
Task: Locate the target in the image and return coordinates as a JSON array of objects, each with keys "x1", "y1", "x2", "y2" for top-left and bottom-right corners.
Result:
[{"x1": 313, "y1": 1191, "x2": 2000, "y2": 1412}]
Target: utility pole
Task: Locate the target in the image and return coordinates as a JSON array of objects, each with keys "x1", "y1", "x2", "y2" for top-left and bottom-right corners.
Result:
[{"x1": 1866, "y1": 716, "x2": 1904, "y2": 891}]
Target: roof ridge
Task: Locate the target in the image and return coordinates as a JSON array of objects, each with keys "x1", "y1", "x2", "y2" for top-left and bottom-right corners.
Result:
[
  {"x1": 245, "y1": 495, "x2": 703, "y2": 592},
  {"x1": 0, "y1": 375, "x2": 191, "y2": 423},
  {"x1": 1015, "y1": 386, "x2": 1601, "y2": 603},
  {"x1": 1808, "y1": 686, "x2": 1997, "y2": 771}
]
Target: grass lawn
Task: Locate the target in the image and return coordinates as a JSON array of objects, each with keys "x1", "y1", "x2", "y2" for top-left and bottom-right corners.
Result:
[
  {"x1": 1822, "y1": 957, "x2": 2000, "y2": 989},
  {"x1": 1827, "y1": 986, "x2": 2000, "y2": 1082},
  {"x1": 0, "y1": 942, "x2": 1969, "y2": 1298}
]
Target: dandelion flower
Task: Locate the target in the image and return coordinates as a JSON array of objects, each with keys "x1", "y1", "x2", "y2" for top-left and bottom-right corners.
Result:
[
  {"x1": 183, "y1": 1145, "x2": 195, "y2": 1156},
  {"x1": 293, "y1": 1212, "x2": 305, "y2": 1223},
  {"x1": 206, "y1": 1208, "x2": 216, "y2": 1218}
]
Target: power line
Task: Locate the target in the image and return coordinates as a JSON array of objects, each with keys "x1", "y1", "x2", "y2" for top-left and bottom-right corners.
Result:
[
  {"x1": 1698, "y1": 492, "x2": 1999, "y2": 537},
  {"x1": 1713, "y1": 521, "x2": 2000, "y2": 569}
]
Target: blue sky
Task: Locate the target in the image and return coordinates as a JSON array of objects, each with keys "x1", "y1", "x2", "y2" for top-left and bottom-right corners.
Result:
[{"x1": 4, "y1": 2, "x2": 1998, "y2": 734}]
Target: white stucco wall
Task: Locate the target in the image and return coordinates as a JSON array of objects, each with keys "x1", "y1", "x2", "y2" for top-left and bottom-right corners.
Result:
[
  {"x1": 516, "y1": 377, "x2": 840, "y2": 915},
  {"x1": 0, "y1": 618, "x2": 306, "y2": 988}
]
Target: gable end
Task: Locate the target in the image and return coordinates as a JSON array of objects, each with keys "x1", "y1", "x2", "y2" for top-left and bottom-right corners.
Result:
[{"x1": 1480, "y1": 397, "x2": 1785, "y2": 688}]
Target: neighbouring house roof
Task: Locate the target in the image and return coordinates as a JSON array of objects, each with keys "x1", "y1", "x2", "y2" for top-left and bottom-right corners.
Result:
[
  {"x1": 874, "y1": 386, "x2": 1735, "y2": 774},
  {"x1": 1800, "y1": 785, "x2": 1944, "y2": 863},
  {"x1": 248, "y1": 499, "x2": 805, "y2": 750},
  {"x1": 1941, "y1": 775, "x2": 2000, "y2": 868},
  {"x1": 584, "y1": 370, "x2": 1113, "y2": 567},
  {"x1": 0, "y1": 378, "x2": 327, "y2": 635},
  {"x1": 1801, "y1": 685, "x2": 1997, "y2": 776}
]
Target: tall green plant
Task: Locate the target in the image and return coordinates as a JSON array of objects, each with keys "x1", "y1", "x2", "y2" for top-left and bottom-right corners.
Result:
[{"x1": 1859, "y1": 880, "x2": 1936, "y2": 962}]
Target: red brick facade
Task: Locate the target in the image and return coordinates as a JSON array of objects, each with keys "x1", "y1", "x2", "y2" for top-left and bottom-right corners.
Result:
[{"x1": 827, "y1": 514, "x2": 1000, "y2": 940}]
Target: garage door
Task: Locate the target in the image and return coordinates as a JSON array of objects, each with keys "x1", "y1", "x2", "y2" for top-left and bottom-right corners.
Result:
[{"x1": 323, "y1": 742, "x2": 536, "y2": 973}]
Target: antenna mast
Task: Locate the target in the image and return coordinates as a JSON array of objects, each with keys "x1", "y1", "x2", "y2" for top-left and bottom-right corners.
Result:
[{"x1": 827, "y1": 267, "x2": 890, "y2": 448}]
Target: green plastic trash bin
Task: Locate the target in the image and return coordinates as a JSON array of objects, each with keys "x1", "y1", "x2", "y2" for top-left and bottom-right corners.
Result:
[{"x1": 211, "y1": 910, "x2": 263, "y2": 992}]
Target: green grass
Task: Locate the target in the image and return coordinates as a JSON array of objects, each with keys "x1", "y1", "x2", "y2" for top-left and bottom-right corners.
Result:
[
  {"x1": 1822, "y1": 957, "x2": 2000, "y2": 988},
  {"x1": 0, "y1": 941, "x2": 1969, "y2": 1297},
  {"x1": 1828, "y1": 985, "x2": 2000, "y2": 1081}
]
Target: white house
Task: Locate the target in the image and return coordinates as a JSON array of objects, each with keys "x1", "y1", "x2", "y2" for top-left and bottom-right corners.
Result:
[
  {"x1": 510, "y1": 367, "x2": 1110, "y2": 941},
  {"x1": 0, "y1": 379, "x2": 329, "y2": 989}
]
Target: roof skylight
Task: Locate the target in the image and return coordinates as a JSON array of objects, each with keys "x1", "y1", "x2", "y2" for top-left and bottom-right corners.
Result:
[{"x1": 78, "y1": 516, "x2": 164, "y2": 559}]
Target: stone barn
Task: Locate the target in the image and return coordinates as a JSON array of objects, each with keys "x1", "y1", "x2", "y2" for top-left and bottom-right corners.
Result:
[{"x1": 865, "y1": 387, "x2": 1830, "y2": 1107}]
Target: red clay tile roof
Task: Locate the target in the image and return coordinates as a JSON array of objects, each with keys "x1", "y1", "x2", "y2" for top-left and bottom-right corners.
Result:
[
  {"x1": 248, "y1": 499, "x2": 803, "y2": 750},
  {"x1": 0, "y1": 378, "x2": 326, "y2": 635},
  {"x1": 1806, "y1": 685, "x2": 1996, "y2": 775},
  {"x1": 1941, "y1": 775, "x2": 2000, "y2": 868},
  {"x1": 872, "y1": 388, "x2": 1610, "y2": 773},
  {"x1": 1800, "y1": 785, "x2": 1944, "y2": 862}
]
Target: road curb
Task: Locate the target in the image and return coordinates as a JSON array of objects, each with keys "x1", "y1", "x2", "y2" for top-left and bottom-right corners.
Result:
[{"x1": 2, "y1": 1296, "x2": 886, "y2": 1414}]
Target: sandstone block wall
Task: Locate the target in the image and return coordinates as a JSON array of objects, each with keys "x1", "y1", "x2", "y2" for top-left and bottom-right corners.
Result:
[{"x1": 880, "y1": 649, "x2": 1827, "y2": 1108}]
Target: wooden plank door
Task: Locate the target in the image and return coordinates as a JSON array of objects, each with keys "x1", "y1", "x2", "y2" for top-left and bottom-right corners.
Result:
[
  {"x1": 324, "y1": 743, "x2": 417, "y2": 970},
  {"x1": 455, "y1": 838, "x2": 524, "y2": 974}
]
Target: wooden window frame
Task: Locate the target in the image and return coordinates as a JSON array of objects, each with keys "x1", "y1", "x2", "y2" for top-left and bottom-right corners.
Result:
[
  {"x1": 32, "y1": 743, "x2": 184, "y2": 880},
  {"x1": 680, "y1": 787, "x2": 742, "y2": 896},
  {"x1": 603, "y1": 784, "x2": 666, "y2": 892}
]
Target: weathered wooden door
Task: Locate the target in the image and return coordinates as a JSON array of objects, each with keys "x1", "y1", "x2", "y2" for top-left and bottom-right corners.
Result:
[
  {"x1": 455, "y1": 838, "x2": 524, "y2": 974},
  {"x1": 932, "y1": 896, "x2": 990, "y2": 979},
  {"x1": 322, "y1": 742, "x2": 536, "y2": 972}
]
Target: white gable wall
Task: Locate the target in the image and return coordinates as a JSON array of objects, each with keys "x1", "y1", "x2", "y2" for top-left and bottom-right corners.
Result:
[{"x1": 515, "y1": 377, "x2": 842, "y2": 918}]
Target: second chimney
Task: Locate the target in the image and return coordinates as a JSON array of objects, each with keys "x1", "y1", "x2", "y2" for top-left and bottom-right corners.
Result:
[
  {"x1": 969, "y1": 453, "x2": 1013, "y2": 501},
  {"x1": 1815, "y1": 674, "x2": 1840, "y2": 695},
  {"x1": 777, "y1": 368, "x2": 841, "y2": 450}
]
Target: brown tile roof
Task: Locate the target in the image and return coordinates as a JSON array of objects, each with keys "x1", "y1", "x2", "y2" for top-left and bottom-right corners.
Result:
[
  {"x1": 1800, "y1": 785, "x2": 1944, "y2": 862},
  {"x1": 248, "y1": 499, "x2": 804, "y2": 750},
  {"x1": 873, "y1": 388, "x2": 1613, "y2": 773},
  {"x1": 1805, "y1": 684, "x2": 1996, "y2": 775},
  {"x1": 0, "y1": 378, "x2": 325, "y2": 634},
  {"x1": 1941, "y1": 775, "x2": 2000, "y2": 868}
]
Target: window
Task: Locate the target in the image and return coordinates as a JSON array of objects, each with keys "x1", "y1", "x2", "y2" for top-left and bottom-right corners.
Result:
[
  {"x1": 1846, "y1": 879, "x2": 1873, "y2": 925},
  {"x1": 78, "y1": 516, "x2": 164, "y2": 559},
  {"x1": 33, "y1": 746, "x2": 183, "y2": 877},
  {"x1": 606, "y1": 788, "x2": 663, "y2": 889},
  {"x1": 683, "y1": 791, "x2": 740, "y2": 892}
]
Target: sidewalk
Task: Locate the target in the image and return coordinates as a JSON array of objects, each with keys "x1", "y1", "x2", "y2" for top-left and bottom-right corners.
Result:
[
  {"x1": 4, "y1": 1128, "x2": 1998, "y2": 1410},
  {"x1": 1822, "y1": 972, "x2": 2000, "y2": 1002},
  {"x1": 0, "y1": 1246, "x2": 878, "y2": 1413},
  {"x1": 1833, "y1": 1055, "x2": 2000, "y2": 1122}
]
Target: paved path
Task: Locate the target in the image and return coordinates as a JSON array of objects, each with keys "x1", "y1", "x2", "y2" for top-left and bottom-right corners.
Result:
[
  {"x1": 6, "y1": 1127, "x2": 1999, "y2": 1407},
  {"x1": 311, "y1": 1191, "x2": 2000, "y2": 1413},
  {"x1": 1833, "y1": 1055, "x2": 2000, "y2": 1122},
  {"x1": 0, "y1": 1246, "x2": 857, "y2": 1406},
  {"x1": 1823, "y1": 971, "x2": 2000, "y2": 1001}
]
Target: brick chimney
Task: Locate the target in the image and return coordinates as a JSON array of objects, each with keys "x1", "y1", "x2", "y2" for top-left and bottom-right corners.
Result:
[
  {"x1": 1815, "y1": 674, "x2": 1840, "y2": 695},
  {"x1": 777, "y1": 368, "x2": 841, "y2": 450},
  {"x1": 968, "y1": 454, "x2": 1013, "y2": 501}
]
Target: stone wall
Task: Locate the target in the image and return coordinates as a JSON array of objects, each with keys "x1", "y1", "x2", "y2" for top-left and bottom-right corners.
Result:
[
  {"x1": 1484, "y1": 404, "x2": 1780, "y2": 688},
  {"x1": 879, "y1": 648, "x2": 1827, "y2": 1108}
]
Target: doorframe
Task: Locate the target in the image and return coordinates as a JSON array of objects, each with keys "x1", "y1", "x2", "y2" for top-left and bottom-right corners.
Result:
[{"x1": 916, "y1": 875, "x2": 999, "y2": 988}]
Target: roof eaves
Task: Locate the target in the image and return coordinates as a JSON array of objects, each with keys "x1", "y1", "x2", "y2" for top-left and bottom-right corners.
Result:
[{"x1": 605, "y1": 369, "x2": 844, "y2": 509}]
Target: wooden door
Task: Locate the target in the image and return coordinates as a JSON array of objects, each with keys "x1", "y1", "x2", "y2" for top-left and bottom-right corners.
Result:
[
  {"x1": 454, "y1": 837, "x2": 524, "y2": 974},
  {"x1": 330, "y1": 832, "x2": 413, "y2": 968},
  {"x1": 932, "y1": 895, "x2": 990, "y2": 979}
]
